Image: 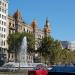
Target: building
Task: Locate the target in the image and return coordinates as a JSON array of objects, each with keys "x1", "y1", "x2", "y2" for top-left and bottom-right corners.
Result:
[
  {"x1": 0, "y1": 0, "x2": 8, "y2": 63},
  {"x1": 68, "y1": 41, "x2": 75, "y2": 51},
  {"x1": 60, "y1": 41, "x2": 69, "y2": 49},
  {"x1": 60, "y1": 41, "x2": 75, "y2": 51},
  {"x1": 0, "y1": 0, "x2": 51, "y2": 63},
  {"x1": 8, "y1": 10, "x2": 51, "y2": 62}
]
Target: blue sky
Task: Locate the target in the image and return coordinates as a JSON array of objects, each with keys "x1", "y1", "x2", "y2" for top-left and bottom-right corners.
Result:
[{"x1": 9, "y1": 0, "x2": 75, "y2": 41}]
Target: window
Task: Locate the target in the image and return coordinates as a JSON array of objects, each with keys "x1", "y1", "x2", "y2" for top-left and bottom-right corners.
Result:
[
  {"x1": 9, "y1": 22, "x2": 11, "y2": 26},
  {"x1": 2, "y1": 9, "x2": 4, "y2": 13},
  {"x1": 2, "y1": 21, "x2": 3, "y2": 25},
  {"x1": 0, "y1": 8, "x2": 1, "y2": 11},
  {"x1": 5, "y1": 4, "x2": 6, "y2": 7},
  {"x1": 2, "y1": 15, "x2": 6, "y2": 20},
  {"x1": 0, "y1": 14, "x2": 1, "y2": 18},
  {"x1": 0, "y1": 20, "x2": 1, "y2": 24},
  {"x1": 4, "y1": 16, "x2": 6, "y2": 20},
  {"x1": 27, "y1": 30, "x2": 28, "y2": 32},
  {"x1": 0, "y1": 27, "x2": 1, "y2": 30},
  {"x1": 4, "y1": 49, "x2": 6, "y2": 53},
  {"x1": 2, "y1": 15, "x2": 3, "y2": 19},
  {"x1": 24, "y1": 28, "x2": 25, "y2": 32},
  {"x1": 2, "y1": 3, "x2": 4, "y2": 7},
  {"x1": 2, "y1": 27, "x2": 3, "y2": 31},
  {"x1": 4, "y1": 28, "x2": 6, "y2": 32},
  {"x1": 4, "y1": 34, "x2": 5, "y2": 38},
  {"x1": 4, "y1": 22, "x2": 6, "y2": 26},
  {"x1": 13, "y1": 24, "x2": 14, "y2": 27},
  {"x1": 12, "y1": 54, "x2": 13, "y2": 58},
  {"x1": 1, "y1": 40, "x2": 3, "y2": 46},
  {"x1": 9, "y1": 54, "x2": 10, "y2": 58},
  {"x1": 4, "y1": 41, "x2": 5, "y2": 46},
  {"x1": 0, "y1": 1, "x2": 1, "y2": 5},
  {"x1": 1, "y1": 34, "x2": 3, "y2": 38},
  {"x1": 5, "y1": 10, "x2": 6, "y2": 13}
]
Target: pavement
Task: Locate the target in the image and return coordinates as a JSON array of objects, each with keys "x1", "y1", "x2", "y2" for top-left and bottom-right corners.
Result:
[{"x1": 0, "y1": 70, "x2": 28, "y2": 75}]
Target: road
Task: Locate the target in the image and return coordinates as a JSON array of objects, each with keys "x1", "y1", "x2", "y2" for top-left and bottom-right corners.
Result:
[{"x1": 0, "y1": 70, "x2": 28, "y2": 75}]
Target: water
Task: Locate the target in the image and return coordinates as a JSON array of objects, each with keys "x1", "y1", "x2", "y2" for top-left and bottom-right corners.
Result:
[
  {"x1": 19, "y1": 36, "x2": 27, "y2": 63},
  {"x1": 17, "y1": 36, "x2": 33, "y2": 67}
]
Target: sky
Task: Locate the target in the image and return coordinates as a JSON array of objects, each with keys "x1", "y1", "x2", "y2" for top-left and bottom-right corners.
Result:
[{"x1": 9, "y1": 0, "x2": 75, "y2": 41}]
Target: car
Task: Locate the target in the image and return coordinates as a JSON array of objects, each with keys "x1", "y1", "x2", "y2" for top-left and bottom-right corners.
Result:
[{"x1": 28, "y1": 64, "x2": 48, "y2": 75}]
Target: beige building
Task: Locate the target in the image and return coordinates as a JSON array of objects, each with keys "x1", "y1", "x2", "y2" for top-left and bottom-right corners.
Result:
[{"x1": 8, "y1": 10, "x2": 51, "y2": 62}]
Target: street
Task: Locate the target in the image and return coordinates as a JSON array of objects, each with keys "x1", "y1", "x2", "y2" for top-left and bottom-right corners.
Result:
[{"x1": 0, "y1": 70, "x2": 28, "y2": 75}]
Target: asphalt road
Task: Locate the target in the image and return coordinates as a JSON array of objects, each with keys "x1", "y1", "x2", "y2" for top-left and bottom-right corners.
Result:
[{"x1": 0, "y1": 70, "x2": 28, "y2": 75}]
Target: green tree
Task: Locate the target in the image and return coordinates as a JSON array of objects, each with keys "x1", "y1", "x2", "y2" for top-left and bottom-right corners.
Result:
[
  {"x1": 7, "y1": 32, "x2": 24, "y2": 61},
  {"x1": 60, "y1": 49, "x2": 71, "y2": 64},
  {"x1": 70, "y1": 51, "x2": 75, "y2": 64},
  {"x1": 38, "y1": 36, "x2": 54, "y2": 64},
  {"x1": 7, "y1": 32, "x2": 35, "y2": 61},
  {"x1": 38, "y1": 36, "x2": 62, "y2": 65}
]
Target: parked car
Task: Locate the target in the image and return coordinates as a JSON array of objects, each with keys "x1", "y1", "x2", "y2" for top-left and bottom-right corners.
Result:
[{"x1": 28, "y1": 64, "x2": 48, "y2": 75}]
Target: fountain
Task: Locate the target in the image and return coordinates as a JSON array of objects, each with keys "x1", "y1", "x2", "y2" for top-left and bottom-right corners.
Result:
[
  {"x1": 19, "y1": 36, "x2": 27, "y2": 63},
  {"x1": 18, "y1": 36, "x2": 34, "y2": 67},
  {"x1": 6, "y1": 36, "x2": 42, "y2": 68}
]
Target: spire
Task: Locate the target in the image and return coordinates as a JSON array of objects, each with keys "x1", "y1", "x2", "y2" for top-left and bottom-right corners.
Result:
[
  {"x1": 44, "y1": 18, "x2": 51, "y2": 36},
  {"x1": 13, "y1": 9, "x2": 22, "y2": 21},
  {"x1": 16, "y1": 9, "x2": 19, "y2": 16},
  {"x1": 45, "y1": 17, "x2": 50, "y2": 28},
  {"x1": 31, "y1": 19, "x2": 38, "y2": 29},
  {"x1": 46, "y1": 17, "x2": 48, "y2": 26}
]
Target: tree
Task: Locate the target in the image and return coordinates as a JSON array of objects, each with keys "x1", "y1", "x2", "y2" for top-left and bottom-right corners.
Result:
[
  {"x1": 38, "y1": 36, "x2": 54, "y2": 64},
  {"x1": 48, "y1": 40, "x2": 62, "y2": 65},
  {"x1": 26, "y1": 33, "x2": 35, "y2": 53},
  {"x1": 60, "y1": 49, "x2": 72, "y2": 64},
  {"x1": 70, "y1": 51, "x2": 75, "y2": 64},
  {"x1": 7, "y1": 32, "x2": 24, "y2": 61},
  {"x1": 7, "y1": 32, "x2": 35, "y2": 61},
  {"x1": 37, "y1": 35, "x2": 63, "y2": 65}
]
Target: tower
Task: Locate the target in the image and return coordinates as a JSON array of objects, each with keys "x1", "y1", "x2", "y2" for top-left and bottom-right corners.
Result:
[
  {"x1": 0, "y1": 0, "x2": 8, "y2": 62},
  {"x1": 31, "y1": 20, "x2": 38, "y2": 33},
  {"x1": 13, "y1": 9, "x2": 22, "y2": 32},
  {"x1": 44, "y1": 18, "x2": 51, "y2": 37},
  {"x1": 31, "y1": 20, "x2": 38, "y2": 50}
]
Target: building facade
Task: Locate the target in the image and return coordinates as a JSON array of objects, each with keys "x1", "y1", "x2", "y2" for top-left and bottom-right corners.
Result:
[
  {"x1": 0, "y1": 0, "x2": 8, "y2": 63},
  {"x1": 60, "y1": 41, "x2": 69, "y2": 49},
  {"x1": 68, "y1": 41, "x2": 75, "y2": 51},
  {"x1": 8, "y1": 10, "x2": 51, "y2": 62},
  {"x1": 60, "y1": 41, "x2": 75, "y2": 51}
]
